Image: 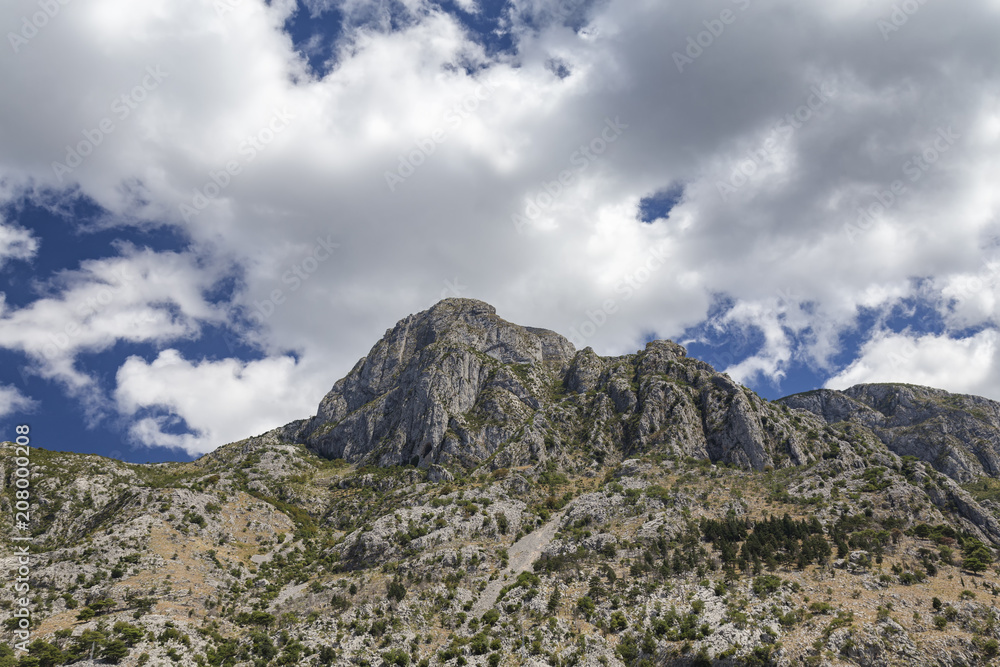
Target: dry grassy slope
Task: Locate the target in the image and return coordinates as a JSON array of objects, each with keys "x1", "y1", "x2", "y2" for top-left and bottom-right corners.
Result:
[{"x1": 0, "y1": 414, "x2": 999, "y2": 666}]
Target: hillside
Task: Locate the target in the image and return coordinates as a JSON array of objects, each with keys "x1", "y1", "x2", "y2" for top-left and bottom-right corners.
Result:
[{"x1": 2, "y1": 299, "x2": 1000, "y2": 667}]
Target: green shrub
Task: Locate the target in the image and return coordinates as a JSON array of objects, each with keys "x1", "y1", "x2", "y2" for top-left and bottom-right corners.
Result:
[
  {"x1": 387, "y1": 577, "x2": 407, "y2": 602},
  {"x1": 779, "y1": 611, "x2": 801, "y2": 627},
  {"x1": 113, "y1": 622, "x2": 145, "y2": 646},
  {"x1": 382, "y1": 648, "x2": 409, "y2": 666},
  {"x1": 752, "y1": 575, "x2": 782, "y2": 596},
  {"x1": 961, "y1": 538, "x2": 993, "y2": 573},
  {"x1": 469, "y1": 634, "x2": 490, "y2": 656},
  {"x1": 102, "y1": 640, "x2": 129, "y2": 664},
  {"x1": 692, "y1": 647, "x2": 712, "y2": 667},
  {"x1": 809, "y1": 602, "x2": 833, "y2": 615},
  {"x1": 26, "y1": 640, "x2": 64, "y2": 667}
]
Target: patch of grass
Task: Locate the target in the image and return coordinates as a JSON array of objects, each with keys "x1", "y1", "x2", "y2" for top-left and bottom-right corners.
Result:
[{"x1": 964, "y1": 477, "x2": 1000, "y2": 504}]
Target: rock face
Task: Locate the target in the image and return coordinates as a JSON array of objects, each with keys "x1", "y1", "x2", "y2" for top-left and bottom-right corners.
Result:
[
  {"x1": 286, "y1": 298, "x2": 854, "y2": 472},
  {"x1": 780, "y1": 384, "x2": 1000, "y2": 481},
  {"x1": 282, "y1": 299, "x2": 576, "y2": 468}
]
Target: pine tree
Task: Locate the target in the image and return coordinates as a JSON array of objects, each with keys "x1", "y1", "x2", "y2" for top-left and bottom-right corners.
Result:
[{"x1": 547, "y1": 586, "x2": 561, "y2": 614}]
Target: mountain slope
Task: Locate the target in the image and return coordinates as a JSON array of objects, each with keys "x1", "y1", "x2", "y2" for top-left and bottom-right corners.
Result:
[
  {"x1": 2, "y1": 299, "x2": 1000, "y2": 667},
  {"x1": 780, "y1": 383, "x2": 1000, "y2": 481},
  {"x1": 285, "y1": 299, "x2": 865, "y2": 475}
]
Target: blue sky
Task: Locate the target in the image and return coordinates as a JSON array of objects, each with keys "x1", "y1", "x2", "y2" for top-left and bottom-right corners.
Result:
[{"x1": 1, "y1": 0, "x2": 999, "y2": 462}]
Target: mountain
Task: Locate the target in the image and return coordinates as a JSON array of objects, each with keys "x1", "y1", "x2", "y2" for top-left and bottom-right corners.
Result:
[
  {"x1": 2, "y1": 298, "x2": 1000, "y2": 667},
  {"x1": 284, "y1": 299, "x2": 844, "y2": 472}
]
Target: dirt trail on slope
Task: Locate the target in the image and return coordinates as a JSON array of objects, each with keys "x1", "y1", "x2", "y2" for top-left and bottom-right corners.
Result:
[{"x1": 471, "y1": 511, "x2": 565, "y2": 617}]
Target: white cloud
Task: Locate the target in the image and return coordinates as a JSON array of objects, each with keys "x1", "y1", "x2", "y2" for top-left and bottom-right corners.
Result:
[
  {"x1": 0, "y1": 0, "x2": 999, "y2": 450},
  {"x1": 935, "y1": 256, "x2": 1000, "y2": 330},
  {"x1": 0, "y1": 248, "x2": 224, "y2": 404},
  {"x1": 826, "y1": 330, "x2": 1000, "y2": 401},
  {"x1": 114, "y1": 349, "x2": 329, "y2": 455},
  {"x1": 452, "y1": 0, "x2": 479, "y2": 13},
  {"x1": 717, "y1": 299, "x2": 795, "y2": 387},
  {"x1": 0, "y1": 221, "x2": 37, "y2": 267},
  {"x1": 0, "y1": 384, "x2": 37, "y2": 419}
]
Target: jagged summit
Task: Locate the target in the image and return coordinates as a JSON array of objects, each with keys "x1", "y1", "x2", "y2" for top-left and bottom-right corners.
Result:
[
  {"x1": 284, "y1": 299, "x2": 846, "y2": 472},
  {"x1": 281, "y1": 299, "x2": 1000, "y2": 489},
  {"x1": 282, "y1": 298, "x2": 578, "y2": 468}
]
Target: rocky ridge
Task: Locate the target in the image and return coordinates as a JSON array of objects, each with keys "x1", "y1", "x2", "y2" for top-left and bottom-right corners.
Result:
[
  {"x1": 780, "y1": 384, "x2": 1000, "y2": 482},
  {"x1": 1, "y1": 299, "x2": 1000, "y2": 667},
  {"x1": 285, "y1": 299, "x2": 861, "y2": 475}
]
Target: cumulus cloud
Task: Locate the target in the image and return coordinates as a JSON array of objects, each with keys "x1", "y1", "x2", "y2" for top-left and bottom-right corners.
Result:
[
  {"x1": 1, "y1": 0, "x2": 999, "y2": 451},
  {"x1": 715, "y1": 299, "x2": 795, "y2": 387},
  {"x1": 935, "y1": 255, "x2": 1000, "y2": 331},
  {"x1": 0, "y1": 384, "x2": 37, "y2": 419},
  {"x1": 452, "y1": 0, "x2": 479, "y2": 13},
  {"x1": 0, "y1": 221, "x2": 37, "y2": 267},
  {"x1": 0, "y1": 248, "x2": 224, "y2": 405},
  {"x1": 115, "y1": 350, "x2": 329, "y2": 455},
  {"x1": 826, "y1": 330, "x2": 1000, "y2": 402}
]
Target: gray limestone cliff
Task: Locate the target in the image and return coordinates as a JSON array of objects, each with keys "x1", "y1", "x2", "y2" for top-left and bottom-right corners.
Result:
[
  {"x1": 779, "y1": 383, "x2": 1000, "y2": 482},
  {"x1": 284, "y1": 298, "x2": 858, "y2": 472}
]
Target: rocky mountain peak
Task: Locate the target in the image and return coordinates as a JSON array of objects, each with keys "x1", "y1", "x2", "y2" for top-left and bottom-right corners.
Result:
[
  {"x1": 284, "y1": 299, "x2": 848, "y2": 473},
  {"x1": 282, "y1": 299, "x2": 577, "y2": 468}
]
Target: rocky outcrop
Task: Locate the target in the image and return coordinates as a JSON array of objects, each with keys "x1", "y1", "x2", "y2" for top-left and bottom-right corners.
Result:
[
  {"x1": 284, "y1": 299, "x2": 856, "y2": 473},
  {"x1": 283, "y1": 299, "x2": 576, "y2": 468},
  {"x1": 780, "y1": 383, "x2": 1000, "y2": 481}
]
